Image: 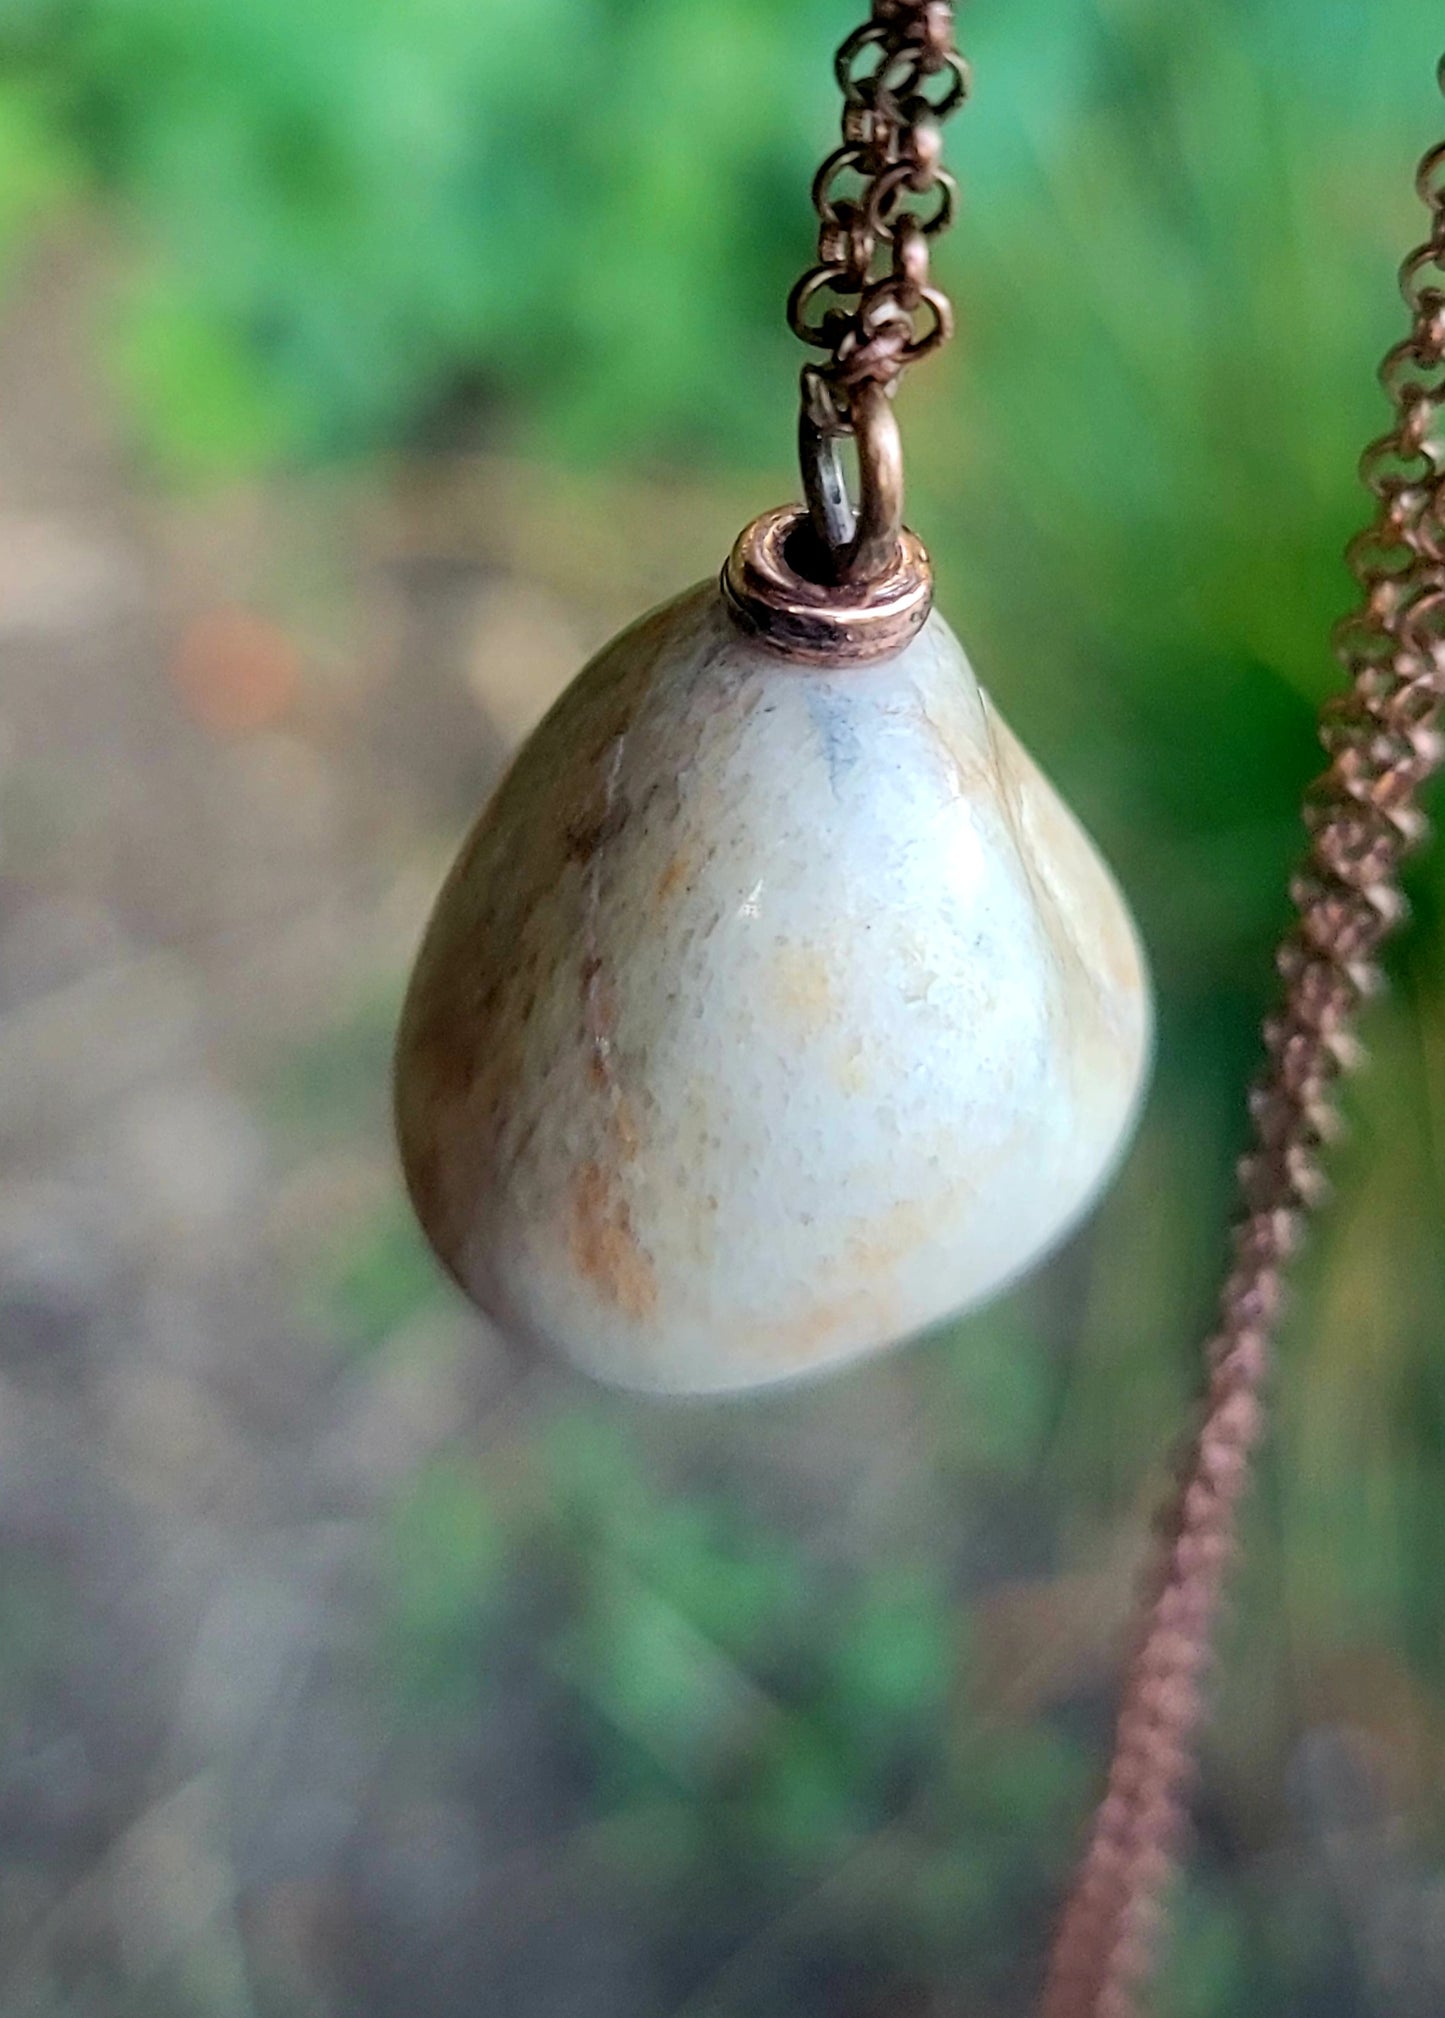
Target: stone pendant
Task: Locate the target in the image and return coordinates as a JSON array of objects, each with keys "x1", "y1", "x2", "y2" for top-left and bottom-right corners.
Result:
[{"x1": 394, "y1": 567, "x2": 1151, "y2": 1394}]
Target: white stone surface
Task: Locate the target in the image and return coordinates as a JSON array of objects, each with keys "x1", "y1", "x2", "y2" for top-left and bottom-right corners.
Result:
[{"x1": 395, "y1": 581, "x2": 1152, "y2": 1393}]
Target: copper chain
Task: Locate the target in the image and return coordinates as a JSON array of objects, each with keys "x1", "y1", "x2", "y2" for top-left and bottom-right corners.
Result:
[
  {"x1": 1038, "y1": 58, "x2": 1445, "y2": 2018},
  {"x1": 788, "y1": 2, "x2": 967, "y2": 571}
]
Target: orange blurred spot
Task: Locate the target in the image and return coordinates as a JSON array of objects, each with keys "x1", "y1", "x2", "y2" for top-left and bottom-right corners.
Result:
[{"x1": 169, "y1": 606, "x2": 300, "y2": 734}]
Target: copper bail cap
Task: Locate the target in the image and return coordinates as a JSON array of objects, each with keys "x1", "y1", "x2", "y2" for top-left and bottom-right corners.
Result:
[{"x1": 722, "y1": 381, "x2": 933, "y2": 664}]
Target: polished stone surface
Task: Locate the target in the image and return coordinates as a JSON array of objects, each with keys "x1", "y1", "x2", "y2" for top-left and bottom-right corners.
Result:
[{"x1": 396, "y1": 581, "x2": 1152, "y2": 1392}]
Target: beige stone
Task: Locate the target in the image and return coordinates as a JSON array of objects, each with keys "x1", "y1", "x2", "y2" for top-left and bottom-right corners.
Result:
[{"x1": 395, "y1": 581, "x2": 1151, "y2": 1393}]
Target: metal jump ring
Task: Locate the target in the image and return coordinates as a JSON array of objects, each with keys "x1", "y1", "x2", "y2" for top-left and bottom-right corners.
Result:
[{"x1": 798, "y1": 378, "x2": 904, "y2": 586}]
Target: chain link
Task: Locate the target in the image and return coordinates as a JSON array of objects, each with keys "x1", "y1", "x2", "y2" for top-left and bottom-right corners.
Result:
[
  {"x1": 1038, "y1": 59, "x2": 1445, "y2": 2018},
  {"x1": 788, "y1": 2, "x2": 967, "y2": 470}
]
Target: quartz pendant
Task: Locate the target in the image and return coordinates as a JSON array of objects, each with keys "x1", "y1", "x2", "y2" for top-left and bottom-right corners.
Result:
[{"x1": 394, "y1": 563, "x2": 1151, "y2": 1394}]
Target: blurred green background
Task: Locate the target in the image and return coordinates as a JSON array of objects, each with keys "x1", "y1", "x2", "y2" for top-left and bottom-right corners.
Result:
[{"x1": 0, "y1": 2, "x2": 1443, "y2": 2013}]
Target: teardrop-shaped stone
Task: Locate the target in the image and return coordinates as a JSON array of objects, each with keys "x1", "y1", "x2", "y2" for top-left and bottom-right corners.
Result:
[{"x1": 395, "y1": 580, "x2": 1151, "y2": 1393}]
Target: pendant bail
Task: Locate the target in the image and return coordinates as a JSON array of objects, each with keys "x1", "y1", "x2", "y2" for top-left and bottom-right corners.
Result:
[
  {"x1": 722, "y1": 366, "x2": 930, "y2": 667},
  {"x1": 799, "y1": 372, "x2": 906, "y2": 587},
  {"x1": 721, "y1": 500, "x2": 932, "y2": 666}
]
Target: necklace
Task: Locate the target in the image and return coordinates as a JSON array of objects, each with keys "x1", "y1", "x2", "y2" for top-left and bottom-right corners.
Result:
[{"x1": 392, "y1": 11, "x2": 1445, "y2": 2014}]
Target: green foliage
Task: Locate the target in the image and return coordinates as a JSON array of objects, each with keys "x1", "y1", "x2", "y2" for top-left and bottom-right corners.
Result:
[
  {"x1": 309, "y1": 1201, "x2": 446, "y2": 1354},
  {"x1": 110, "y1": 275, "x2": 299, "y2": 478},
  {"x1": 1159, "y1": 1880, "x2": 1253, "y2": 2018},
  {"x1": 380, "y1": 1457, "x2": 503, "y2": 1716},
  {"x1": 0, "y1": 0, "x2": 842, "y2": 469},
  {"x1": 0, "y1": 72, "x2": 78, "y2": 271},
  {"x1": 2, "y1": 0, "x2": 1441, "y2": 497},
  {"x1": 366, "y1": 1406, "x2": 1095, "y2": 2003},
  {"x1": 267, "y1": 988, "x2": 399, "y2": 1142},
  {"x1": 915, "y1": 0, "x2": 1445, "y2": 1002},
  {"x1": 927, "y1": 1307, "x2": 1057, "y2": 1476},
  {"x1": 828, "y1": 1570, "x2": 952, "y2": 1729}
]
